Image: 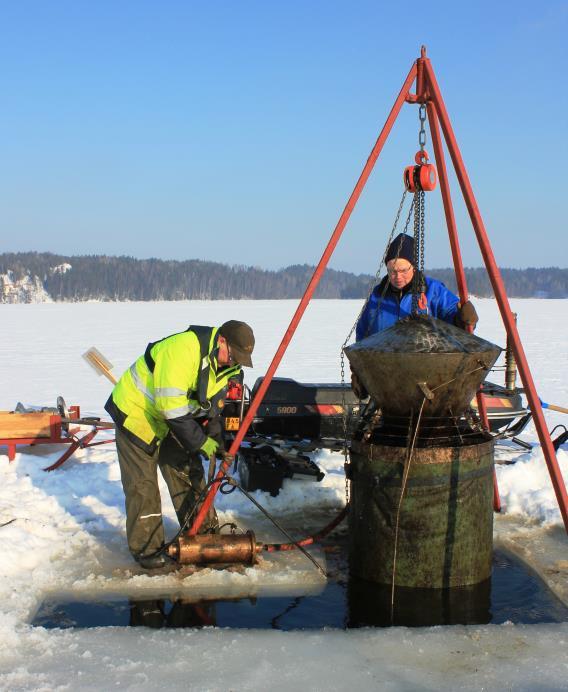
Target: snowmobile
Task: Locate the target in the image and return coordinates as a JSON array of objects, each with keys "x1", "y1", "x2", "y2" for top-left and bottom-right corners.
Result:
[{"x1": 221, "y1": 374, "x2": 532, "y2": 496}]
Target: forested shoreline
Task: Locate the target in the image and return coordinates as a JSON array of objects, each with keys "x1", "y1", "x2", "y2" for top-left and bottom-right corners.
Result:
[{"x1": 1, "y1": 252, "x2": 566, "y2": 301}]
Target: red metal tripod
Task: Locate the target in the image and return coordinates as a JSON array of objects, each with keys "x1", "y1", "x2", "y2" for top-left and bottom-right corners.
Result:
[{"x1": 190, "y1": 46, "x2": 568, "y2": 535}]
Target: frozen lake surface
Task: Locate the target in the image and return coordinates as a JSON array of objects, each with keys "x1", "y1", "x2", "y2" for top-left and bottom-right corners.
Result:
[{"x1": 0, "y1": 299, "x2": 567, "y2": 690}]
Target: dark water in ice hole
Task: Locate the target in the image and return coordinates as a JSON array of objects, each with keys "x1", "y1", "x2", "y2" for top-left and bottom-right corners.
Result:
[{"x1": 33, "y1": 547, "x2": 568, "y2": 630}]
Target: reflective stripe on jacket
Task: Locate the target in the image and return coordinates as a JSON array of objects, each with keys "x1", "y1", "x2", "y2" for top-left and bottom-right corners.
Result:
[
  {"x1": 105, "y1": 327, "x2": 241, "y2": 453},
  {"x1": 356, "y1": 275, "x2": 460, "y2": 341}
]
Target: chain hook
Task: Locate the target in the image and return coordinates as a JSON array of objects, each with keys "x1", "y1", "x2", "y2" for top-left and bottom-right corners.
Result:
[
  {"x1": 418, "y1": 103, "x2": 427, "y2": 153},
  {"x1": 404, "y1": 156, "x2": 436, "y2": 192},
  {"x1": 404, "y1": 105, "x2": 436, "y2": 193}
]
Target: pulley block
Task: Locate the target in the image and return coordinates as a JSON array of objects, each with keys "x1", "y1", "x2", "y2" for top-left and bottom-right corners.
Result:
[{"x1": 403, "y1": 149, "x2": 437, "y2": 192}]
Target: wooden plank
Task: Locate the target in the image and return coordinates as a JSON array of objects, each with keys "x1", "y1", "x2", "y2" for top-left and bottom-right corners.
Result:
[{"x1": 0, "y1": 412, "x2": 54, "y2": 438}]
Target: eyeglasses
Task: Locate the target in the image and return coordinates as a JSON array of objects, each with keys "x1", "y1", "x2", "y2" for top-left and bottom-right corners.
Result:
[{"x1": 387, "y1": 265, "x2": 413, "y2": 277}]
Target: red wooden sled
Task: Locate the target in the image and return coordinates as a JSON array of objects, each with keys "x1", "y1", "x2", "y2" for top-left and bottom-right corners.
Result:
[{"x1": 0, "y1": 405, "x2": 115, "y2": 471}]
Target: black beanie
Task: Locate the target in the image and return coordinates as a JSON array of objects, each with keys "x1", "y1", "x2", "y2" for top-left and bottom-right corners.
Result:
[{"x1": 385, "y1": 233, "x2": 415, "y2": 264}]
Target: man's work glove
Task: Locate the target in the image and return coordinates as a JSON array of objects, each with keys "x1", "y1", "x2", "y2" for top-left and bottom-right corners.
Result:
[
  {"x1": 200, "y1": 436, "x2": 219, "y2": 459},
  {"x1": 351, "y1": 371, "x2": 368, "y2": 399},
  {"x1": 207, "y1": 449, "x2": 234, "y2": 482},
  {"x1": 455, "y1": 300, "x2": 479, "y2": 330},
  {"x1": 205, "y1": 417, "x2": 225, "y2": 448}
]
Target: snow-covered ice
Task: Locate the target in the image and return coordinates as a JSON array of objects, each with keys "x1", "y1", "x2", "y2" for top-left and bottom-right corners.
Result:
[{"x1": 0, "y1": 298, "x2": 567, "y2": 690}]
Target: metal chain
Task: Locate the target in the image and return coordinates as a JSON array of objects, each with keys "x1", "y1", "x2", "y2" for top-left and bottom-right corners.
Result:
[
  {"x1": 340, "y1": 350, "x2": 350, "y2": 505},
  {"x1": 411, "y1": 191, "x2": 420, "y2": 314},
  {"x1": 341, "y1": 190, "x2": 412, "y2": 351},
  {"x1": 411, "y1": 189, "x2": 426, "y2": 314},
  {"x1": 339, "y1": 190, "x2": 409, "y2": 368},
  {"x1": 411, "y1": 104, "x2": 428, "y2": 313},
  {"x1": 339, "y1": 188, "x2": 412, "y2": 505},
  {"x1": 418, "y1": 103, "x2": 427, "y2": 155},
  {"x1": 419, "y1": 189, "x2": 425, "y2": 276},
  {"x1": 418, "y1": 103, "x2": 427, "y2": 279}
]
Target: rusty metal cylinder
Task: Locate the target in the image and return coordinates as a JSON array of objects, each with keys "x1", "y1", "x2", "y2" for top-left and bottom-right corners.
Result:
[
  {"x1": 349, "y1": 438, "x2": 494, "y2": 588},
  {"x1": 168, "y1": 531, "x2": 263, "y2": 565}
]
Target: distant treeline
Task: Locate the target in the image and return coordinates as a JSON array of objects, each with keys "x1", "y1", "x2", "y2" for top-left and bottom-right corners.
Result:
[
  {"x1": 427, "y1": 267, "x2": 568, "y2": 299},
  {"x1": 0, "y1": 252, "x2": 566, "y2": 300}
]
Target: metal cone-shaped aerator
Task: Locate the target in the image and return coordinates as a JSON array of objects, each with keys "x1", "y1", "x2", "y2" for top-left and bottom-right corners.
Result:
[{"x1": 345, "y1": 315, "x2": 501, "y2": 418}]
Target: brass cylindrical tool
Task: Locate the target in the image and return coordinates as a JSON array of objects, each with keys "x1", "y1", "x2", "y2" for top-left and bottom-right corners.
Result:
[{"x1": 168, "y1": 531, "x2": 262, "y2": 565}]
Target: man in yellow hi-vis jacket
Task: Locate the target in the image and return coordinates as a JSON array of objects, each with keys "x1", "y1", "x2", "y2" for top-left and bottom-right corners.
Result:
[{"x1": 105, "y1": 320, "x2": 255, "y2": 568}]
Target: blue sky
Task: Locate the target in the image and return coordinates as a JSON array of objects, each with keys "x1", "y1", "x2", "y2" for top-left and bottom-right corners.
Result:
[{"x1": 0, "y1": 1, "x2": 566, "y2": 273}]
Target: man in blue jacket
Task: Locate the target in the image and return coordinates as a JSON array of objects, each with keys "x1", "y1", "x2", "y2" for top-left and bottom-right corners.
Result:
[{"x1": 353, "y1": 233, "x2": 478, "y2": 396}]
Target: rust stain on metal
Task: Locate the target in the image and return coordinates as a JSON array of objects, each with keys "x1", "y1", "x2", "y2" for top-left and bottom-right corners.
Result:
[
  {"x1": 345, "y1": 316, "x2": 501, "y2": 418},
  {"x1": 168, "y1": 531, "x2": 263, "y2": 565},
  {"x1": 353, "y1": 438, "x2": 494, "y2": 465}
]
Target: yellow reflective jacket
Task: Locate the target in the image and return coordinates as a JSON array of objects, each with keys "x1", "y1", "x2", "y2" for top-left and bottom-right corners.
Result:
[{"x1": 105, "y1": 326, "x2": 241, "y2": 454}]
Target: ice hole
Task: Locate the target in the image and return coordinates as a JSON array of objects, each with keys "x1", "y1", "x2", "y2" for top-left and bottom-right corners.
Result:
[{"x1": 31, "y1": 548, "x2": 568, "y2": 630}]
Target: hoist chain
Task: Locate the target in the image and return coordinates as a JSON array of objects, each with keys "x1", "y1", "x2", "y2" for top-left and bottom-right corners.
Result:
[
  {"x1": 418, "y1": 103, "x2": 427, "y2": 279},
  {"x1": 418, "y1": 103, "x2": 427, "y2": 154},
  {"x1": 339, "y1": 189, "x2": 414, "y2": 505},
  {"x1": 411, "y1": 104, "x2": 428, "y2": 313},
  {"x1": 411, "y1": 189, "x2": 426, "y2": 315},
  {"x1": 340, "y1": 346, "x2": 350, "y2": 504},
  {"x1": 342, "y1": 191, "x2": 414, "y2": 349},
  {"x1": 412, "y1": 192, "x2": 420, "y2": 314},
  {"x1": 419, "y1": 189, "x2": 425, "y2": 275}
]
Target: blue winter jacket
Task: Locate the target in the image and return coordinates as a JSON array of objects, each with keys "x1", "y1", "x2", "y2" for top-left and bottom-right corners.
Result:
[{"x1": 356, "y1": 274, "x2": 460, "y2": 342}]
